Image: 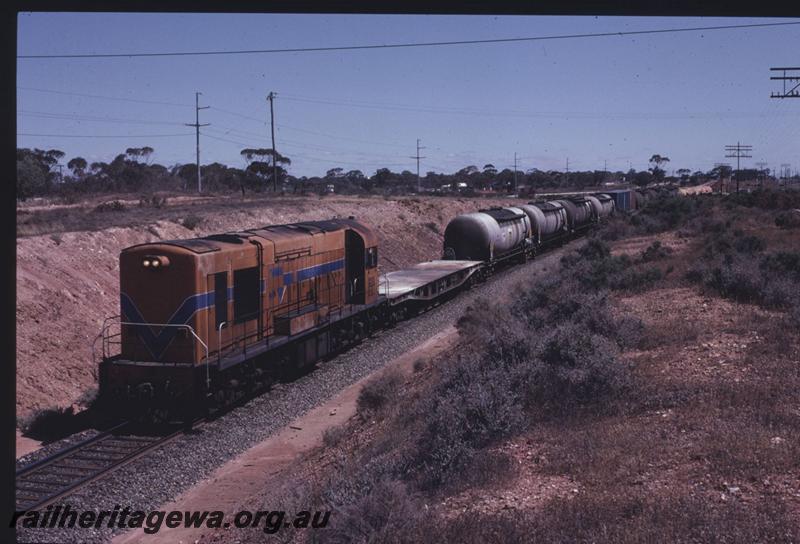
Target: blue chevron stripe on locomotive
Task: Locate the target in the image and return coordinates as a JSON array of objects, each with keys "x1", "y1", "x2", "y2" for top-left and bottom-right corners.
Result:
[
  {"x1": 271, "y1": 259, "x2": 345, "y2": 284},
  {"x1": 120, "y1": 292, "x2": 214, "y2": 361}
]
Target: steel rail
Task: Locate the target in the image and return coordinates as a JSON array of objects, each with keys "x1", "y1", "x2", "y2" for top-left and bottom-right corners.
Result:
[{"x1": 15, "y1": 421, "x2": 196, "y2": 512}]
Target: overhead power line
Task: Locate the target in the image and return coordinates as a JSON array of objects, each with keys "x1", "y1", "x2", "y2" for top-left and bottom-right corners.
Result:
[
  {"x1": 17, "y1": 86, "x2": 193, "y2": 107},
  {"x1": 280, "y1": 93, "x2": 800, "y2": 119},
  {"x1": 18, "y1": 21, "x2": 800, "y2": 59},
  {"x1": 19, "y1": 110, "x2": 185, "y2": 126},
  {"x1": 203, "y1": 132, "x2": 250, "y2": 148},
  {"x1": 17, "y1": 132, "x2": 193, "y2": 138}
]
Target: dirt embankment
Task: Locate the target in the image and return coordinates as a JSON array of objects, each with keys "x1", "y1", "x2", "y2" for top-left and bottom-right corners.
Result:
[{"x1": 15, "y1": 194, "x2": 525, "y2": 424}]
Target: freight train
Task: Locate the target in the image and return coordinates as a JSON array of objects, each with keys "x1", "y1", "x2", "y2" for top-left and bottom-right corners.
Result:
[{"x1": 96, "y1": 193, "x2": 618, "y2": 423}]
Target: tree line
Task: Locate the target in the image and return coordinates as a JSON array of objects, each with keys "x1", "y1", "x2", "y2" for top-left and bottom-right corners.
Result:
[{"x1": 16, "y1": 147, "x2": 783, "y2": 201}]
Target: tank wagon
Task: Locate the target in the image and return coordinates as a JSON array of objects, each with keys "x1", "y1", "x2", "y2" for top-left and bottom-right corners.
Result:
[
  {"x1": 519, "y1": 201, "x2": 568, "y2": 246},
  {"x1": 554, "y1": 197, "x2": 596, "y2": 233},
  {"x1": 585, "y1": 194, "x2": 615, "y2": 220},
  {"x1": 595, "y1": 194, "x2": 616, "y2": 217},
  {"x1": 442, "y1": 207, "x2": 532, "y2": 263}
]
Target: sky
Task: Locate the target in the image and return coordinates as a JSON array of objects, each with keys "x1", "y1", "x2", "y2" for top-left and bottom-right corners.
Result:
[{"x1": 16, "y1": 13, "x2": 800, "y2": 178}]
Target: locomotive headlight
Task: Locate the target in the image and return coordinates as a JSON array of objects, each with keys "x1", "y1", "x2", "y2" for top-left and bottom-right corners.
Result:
[{"x1": 142, "y1": 255, "x2": 170, "y2": 269}]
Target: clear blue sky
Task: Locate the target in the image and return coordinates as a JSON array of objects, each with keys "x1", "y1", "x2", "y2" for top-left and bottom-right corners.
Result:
[{"x1": 16, "y1": 13, "x2": 800, "y2": 177}]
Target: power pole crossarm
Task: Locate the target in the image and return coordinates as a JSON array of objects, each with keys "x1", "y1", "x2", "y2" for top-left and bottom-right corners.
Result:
[
  {"x1": 724, "y1": 141, "x2": 752, "y2": 194},
  {"x1": 770, "y1": 67, "x2": 800, "y2": 98},
  {"x1": 185, "y1": 92, "x2": 210, "y2": 193}
]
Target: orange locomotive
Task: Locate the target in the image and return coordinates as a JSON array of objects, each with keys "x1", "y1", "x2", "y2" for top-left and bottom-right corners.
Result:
[{"x1": 98, "y1": 218, "x2": 382, "y2": 419}]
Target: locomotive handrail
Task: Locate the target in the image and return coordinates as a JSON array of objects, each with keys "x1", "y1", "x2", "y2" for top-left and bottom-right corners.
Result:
[
  {"x1": 377, "y1": 266, "x2": 390, "y2": 297},
  {"x1": 217, "y1": 321, "x2": 229, "y2": 364},
  {"x1": 215, "y1": 320, "x2": 268, "y2": 366},
  {"x1": 92, "y1": 314, "x2": 121, "y2": 365},
  {"x1": 117, "y1": 321, "x2": 211, "y2": 389},
  {"x1": 99, "y1": 318, "x2": 211, "y2": 388}
]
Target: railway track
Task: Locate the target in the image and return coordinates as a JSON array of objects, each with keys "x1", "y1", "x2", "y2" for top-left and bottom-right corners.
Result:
[{"x1": 15, "y1": 422, "x2": 187, "y2": 511}]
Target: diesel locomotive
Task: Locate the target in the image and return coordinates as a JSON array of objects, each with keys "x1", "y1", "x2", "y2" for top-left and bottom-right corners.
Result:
[{"x1": 98, "y1": 218, "x2": 383, "y2": 420}]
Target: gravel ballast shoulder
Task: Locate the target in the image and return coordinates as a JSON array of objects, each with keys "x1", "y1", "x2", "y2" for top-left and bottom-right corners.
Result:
[{"x1": 15, "y1": 241, "x2": 582, "y2": 544}]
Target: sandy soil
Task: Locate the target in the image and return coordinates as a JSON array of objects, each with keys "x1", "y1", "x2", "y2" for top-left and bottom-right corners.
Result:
[
  {"x1": 114, "y1": 326, "x2": 458, "y2": 544},
  {"x1": 16, "y1": 194, "x2": 525, "y2": 424},
  {"x1": 15, "y1": 431, "x2": 42, "y2": 459},
  {"x1": 423, "y1": 230, "x2": 800, "y2": 528}
]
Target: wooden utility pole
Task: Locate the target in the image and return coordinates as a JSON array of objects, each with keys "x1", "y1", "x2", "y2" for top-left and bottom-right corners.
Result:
[
  {"x1": 725, "y1": 142, "x2": 752, "y2": 193},
  {"x1": 267, "y1": 92, "x2": 278, "y2": 191},
  {"x1": 185, "y1": 92, "x2": 209, "y2": 193},
  {"x1": 409, "y1": 139, "x2": 426, "y2": 193},
  {"x1": 756, "y1": 161, "x2": 768, "y2": 187},
  {"x1": 513, "y1": 152, "x2": 518, "y2": 194}
]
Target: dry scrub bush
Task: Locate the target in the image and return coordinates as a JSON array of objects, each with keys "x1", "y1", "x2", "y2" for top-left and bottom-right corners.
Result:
[
  {"x1": 775, "y1": 210, "x2": 800, "y2": 229},
  {"x1": 94, "y1": 200, "x2": 125, "y2": 212},
  {"x1": 356, "y1": 369, "x2": 402, "y2": 420},
  {"x1": 687, "y1": 229, "x2": 800, "y2": 320},
  {"x1": 411, "y1": 350, "x2": 526, "y2": 490},
  {"x1": 322, "y1": 425, "x2": 347, "y2": 448},
  {"x1": 17, "y1": 406, "x2": 78, "y2": 441},
  {"x1": 181, "y1": 214, "x2": 203, "y2": 230},
  {"x1": 639, "y1": 240, "x2": 673, "y2": 262},
  {"x1": 320, "y1": 479, "x2": 424, "y2": 544}
]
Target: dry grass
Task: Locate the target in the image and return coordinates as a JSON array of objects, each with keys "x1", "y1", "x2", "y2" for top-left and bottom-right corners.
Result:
[{"x1": 212, "y1": 192, "x2": 800, "y2": 544}]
